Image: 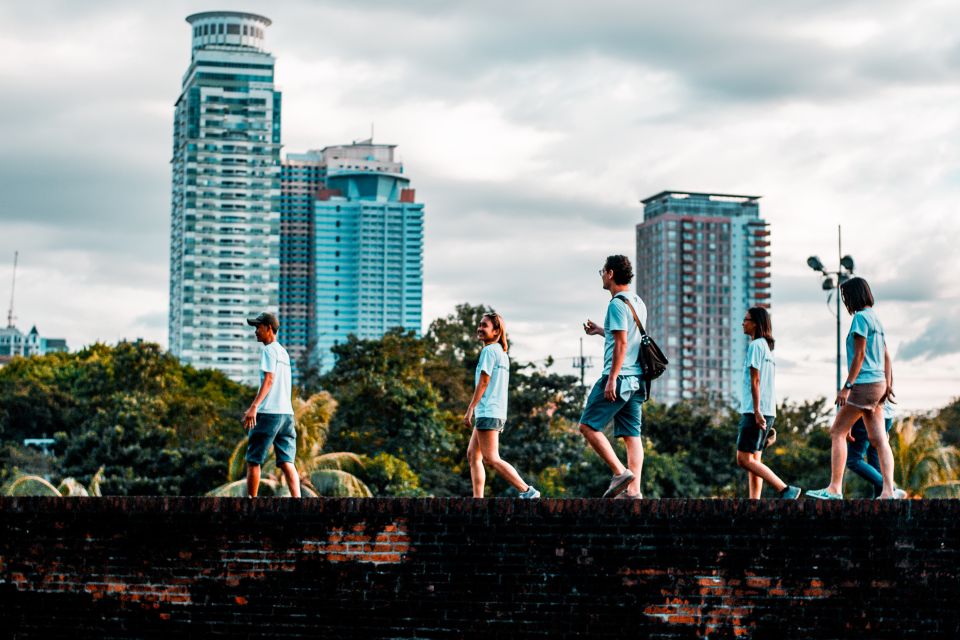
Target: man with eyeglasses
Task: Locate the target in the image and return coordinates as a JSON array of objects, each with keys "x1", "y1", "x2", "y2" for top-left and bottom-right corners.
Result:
[{"x1": 579, "y1": 255, "x2": 647, "y2": 499}]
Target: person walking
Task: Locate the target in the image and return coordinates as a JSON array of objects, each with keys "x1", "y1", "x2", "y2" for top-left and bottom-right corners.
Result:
[
  {"x1": 242, "y1": 312, "x2": 301, "y2": 498},
  {"x1": 465, "y1": 312, "x2": 540, "y2": 499},
  {"x1": 735, "y1": 307, "x2": 801, "y2": 499},
  {"x1": 845, "y1": 401, "x2": 907, "y2": 498},
  {"x1": 579, "y1": 255, "x2": 646, "y2": 499},
  {"x1": 807, "y1": 277, "x2": 898, "y2": 500}
]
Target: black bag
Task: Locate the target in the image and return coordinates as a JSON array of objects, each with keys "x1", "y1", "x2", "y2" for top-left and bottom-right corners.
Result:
[{"x1": 615, "y1": 295, "x2": 669, "y2": 400}]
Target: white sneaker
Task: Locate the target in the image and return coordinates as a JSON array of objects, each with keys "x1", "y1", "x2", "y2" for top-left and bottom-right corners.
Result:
[{"x1": 519, "y1": 486, "x2": 541, "y2": 499}]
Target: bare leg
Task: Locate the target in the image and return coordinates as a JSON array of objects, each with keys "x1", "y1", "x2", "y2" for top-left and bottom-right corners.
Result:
[
  {"x1": 736, "y1": 451, "x2": 786, "y2": 494},
  {"x1": 278, "y1": 462, "x2": 301, "y2": 498},
  {"x1": 748, "y1": 451, "x2": 764, "y2": 498},
  {"x1": 579, "y1": 424, "x2": 627, "y2": 475},
  {"x1": 246, "y1": 463, "x2": 261, "y2": 498},
  {"x1": 621, "y1": 436, "x2": 644, "y2": 496},
  {"x1": 827, "y1": 404, "x2": 865, "y2": 495},
  {"x1": 863, "y1": 408, "x2": 897, "y2": 498},
  {"x1": 467, "y1": 430, "x2": 485, "y2": 498},
  {"x1": 478, "y1": 430, "x2": 529, "y2": 493}
]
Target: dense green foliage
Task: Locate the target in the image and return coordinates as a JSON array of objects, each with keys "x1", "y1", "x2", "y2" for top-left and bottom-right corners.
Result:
[{"x1": 1, "y1": 306, "x2": 958, "y2": 498}]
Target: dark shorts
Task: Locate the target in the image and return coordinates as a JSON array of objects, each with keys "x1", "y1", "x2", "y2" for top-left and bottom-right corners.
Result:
[
  {"x1": 737, "y1": 413, "x2": 775, "y2": 453},
  {"x1": 579, "y1": 375, "x2": 644, "y2": 438},
  {"x1": 246, "y1": 413, "x2": 297, "y2": 465},
  {"x1": 475, "y1": 417, "x2": 505, "y2": 432}
]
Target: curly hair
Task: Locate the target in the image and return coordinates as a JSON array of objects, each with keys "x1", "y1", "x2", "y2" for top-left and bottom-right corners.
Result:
[{"x1": 604, "y1": 255, "x2": 634, "y2": 285}]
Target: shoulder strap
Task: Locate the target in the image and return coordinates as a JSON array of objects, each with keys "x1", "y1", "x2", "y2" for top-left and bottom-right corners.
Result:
[{"x1": 615, "y1": 294, "x2": 647, "y2": 336}]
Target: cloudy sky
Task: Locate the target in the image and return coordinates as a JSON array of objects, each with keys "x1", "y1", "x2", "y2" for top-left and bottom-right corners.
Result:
[{"x1": 1, "y1": 1, "x2": 958, "y2": 411}]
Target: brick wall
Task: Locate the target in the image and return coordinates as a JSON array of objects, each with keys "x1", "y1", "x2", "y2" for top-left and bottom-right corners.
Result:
[{"x1": 1, "y1": 497, "x2": 958, "y2": 638}]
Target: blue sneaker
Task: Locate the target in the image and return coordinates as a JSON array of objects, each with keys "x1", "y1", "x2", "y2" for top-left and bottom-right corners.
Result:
[
  {"x1": 519, "y1": 486, "x2": 540, "y2": 499},
  {"x1": 779, "y1": 486, "x2": 802, "y2": 500},
  {"x1": 805, "y1": 488, "x2": 842, "y2": 500}
]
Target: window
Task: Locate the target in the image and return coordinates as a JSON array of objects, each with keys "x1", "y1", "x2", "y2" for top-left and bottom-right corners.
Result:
[
  {"x1": 227, "y1": 24, "x2": 240, "y2": 34},
  {"x1": 242, "y1": 25, "x2": 249, "y2": 35},
  {"x1": 219, "y1": 24, "x2": 224, "y2": 34}
]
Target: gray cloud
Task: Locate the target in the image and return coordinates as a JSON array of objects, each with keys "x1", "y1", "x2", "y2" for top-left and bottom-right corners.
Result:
[
  {"x1": 1, "y1": 0, "x2": 959, "y2": 408},
  {"x1": 898, "y1": 312, "x2": 960, "y2": 361}
]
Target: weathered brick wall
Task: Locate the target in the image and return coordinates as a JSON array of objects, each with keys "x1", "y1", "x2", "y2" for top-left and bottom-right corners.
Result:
[{"x1": 1, "y1": 497, "x2": 958, "y2": 639}]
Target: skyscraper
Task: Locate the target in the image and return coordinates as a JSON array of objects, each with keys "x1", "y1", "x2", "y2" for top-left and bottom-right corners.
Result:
[
  {"x1": 279, "y1": 150, "x2": 324, "y2": 374},
  {"x1": 168, "y1": 12, "x2": 281, "y2": 385},
  {"x1": 635, "y1": 191, "x2": 771, "y2": 405},
  {"x1": 279, "y1": 140, "x2": 424, "y2": 372}
]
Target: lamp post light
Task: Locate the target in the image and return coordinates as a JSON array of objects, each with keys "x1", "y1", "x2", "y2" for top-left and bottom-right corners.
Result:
[{"x1": 806, "y1": 225, "x2": 855, "y2": 395}]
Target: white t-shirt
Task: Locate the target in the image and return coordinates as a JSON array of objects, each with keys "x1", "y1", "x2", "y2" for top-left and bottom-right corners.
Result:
[
  {"x1": 603, "y1": 293, "x2": 647, "y2": 376},
  {"x1": 475, "y1": 343, "x2": 509, "y2": 420},
  {"x1": 740, "y1": 338, "x2": 776, "y2": 416},
  {"x1": 258, "y1": 341, "x2": 294, "y2": 415}
]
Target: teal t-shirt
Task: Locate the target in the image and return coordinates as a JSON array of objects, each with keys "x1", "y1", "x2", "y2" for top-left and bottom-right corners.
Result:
[
  {"x1": 846, "y1": 308, "x2": 886, "y2": 384},
  {"x1": 740, "y1": 338, "x2": 776, "y2": 416},
  {"x1": 603, "y1": 293, "x2": 646, "y2": 377},
  {"x1": 475, "y1": 343, "x2": 509, "y2": 419}
]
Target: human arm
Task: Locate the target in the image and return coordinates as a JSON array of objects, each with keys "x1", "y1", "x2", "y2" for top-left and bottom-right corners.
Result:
[
  {"x1": 750, "y1": 367, "x2": 767, "y2": 430},
  {"x1": 464, "y1": 372, "x2": 491, "y2": 428},
  {"x1": 604, "y1": 330, "x2": 627, "y2": 401},
  {"x1": 243, "y1": 372, "x2": 274, "y2": 430},
  {"x1": 836, "y1": 335, "x2": 866, "y2": 407},
  {"x1": 882, "y1": 345, "x2": 895, "y2": 403}
]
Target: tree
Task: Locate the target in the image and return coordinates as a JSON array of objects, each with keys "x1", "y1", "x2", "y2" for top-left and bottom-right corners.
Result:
[
  {"x1": 321, "y1": 329, "x2": 457, "y2": 494},
  {"x1": 890, "y1": 416, "x2": 960, "y2": 497}
]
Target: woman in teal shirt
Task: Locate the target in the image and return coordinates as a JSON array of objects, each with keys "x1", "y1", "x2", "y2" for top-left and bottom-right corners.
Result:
[
  {"x1": 464, "y1": 313, "x2": 539, "y2": 499},
  {"x1": 807, "y1": 278, "x2": 898, "y2": 499}
]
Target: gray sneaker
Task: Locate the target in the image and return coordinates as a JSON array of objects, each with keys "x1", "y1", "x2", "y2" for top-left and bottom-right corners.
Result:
[
  {"x1": 893, "y1": 488, "x2": 908, "y2": 499},
  {"x1": 519, "y1": 486, "x2": 541, "y2": 499},
  {"x1": 615, "y1": 491, "x2": 642, "y2": 500},
  {"x1": 602, "y1": 470, "x2": 635, "y2": 498}
]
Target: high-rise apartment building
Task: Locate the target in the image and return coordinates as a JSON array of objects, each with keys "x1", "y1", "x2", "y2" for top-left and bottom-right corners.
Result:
[
  {"x1": 279, "y1": 141, "x2": 424, "y2": 373},
  {"x1": 279, "y1": 151, "x2": 324, "y2": 373},
  {"x1": 168, "y1": 12, "x2": 281, "y2": 385},
  {"x1": 635, "y1": 191, "x2": 771, "y2": 405}
]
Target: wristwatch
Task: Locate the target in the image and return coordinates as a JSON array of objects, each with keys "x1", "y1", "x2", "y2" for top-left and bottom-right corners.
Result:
[{"x1": 843, "y1": 381, "x2": 853, "y2": 390}]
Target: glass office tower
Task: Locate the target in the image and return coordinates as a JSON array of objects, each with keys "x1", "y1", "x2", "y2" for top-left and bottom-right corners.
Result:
[
  {"x1": 169, "y1": 11, "x2": 281, "y2": 385},
  {"x1": 280, "y1": 141, "x2": 424, "y2": 373},
  {"x1": 635, "y1": 191, "x2": 771, "y2": 405}
]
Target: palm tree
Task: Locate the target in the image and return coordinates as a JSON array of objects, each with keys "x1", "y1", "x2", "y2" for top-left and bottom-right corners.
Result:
[
  {"x1": 2, "y1": 467, "x2": 104, "y2": 497},
  {"x1": 890, "y1": 416, "x2": 960, "y2": 498},
  {"x1": 208, "y1": 391, "x2": 371, "y2": 497}
]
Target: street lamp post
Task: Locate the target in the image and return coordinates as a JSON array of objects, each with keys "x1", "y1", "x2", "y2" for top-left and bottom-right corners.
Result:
[{"x1": 806, "y1": 225, "x2": 856, "y2": 394}]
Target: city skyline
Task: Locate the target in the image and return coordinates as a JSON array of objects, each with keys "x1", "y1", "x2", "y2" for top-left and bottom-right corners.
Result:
[{"x1": 1, "y1": 1, "x2": 958, "y2": 410}]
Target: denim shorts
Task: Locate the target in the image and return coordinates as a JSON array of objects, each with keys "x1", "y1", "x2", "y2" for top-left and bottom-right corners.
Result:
[
  {"x1": 737, "y1": 413, "x2": 775, "y2": 453},
  {"x1": 475, "y1": 417, "x2": 505, "y2": 432},
  {"x1": 246, "y1": 413, "x2": 297, "y2": 465},
  {"x1": 578, "y1": 375, "x2": 643, "y2": 438}
]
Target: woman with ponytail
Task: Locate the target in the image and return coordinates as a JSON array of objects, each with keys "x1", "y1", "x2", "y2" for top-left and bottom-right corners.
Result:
[{"x1": 464, "y1": 312, "x2": 540, "y2": 499}]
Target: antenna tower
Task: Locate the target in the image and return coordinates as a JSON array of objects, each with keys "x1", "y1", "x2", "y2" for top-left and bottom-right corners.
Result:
[{"x1": 6, "y1": 251, "x2": 17, "y2": 329}]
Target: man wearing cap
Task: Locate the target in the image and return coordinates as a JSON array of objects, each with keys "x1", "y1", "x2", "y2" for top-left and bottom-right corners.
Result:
[{"x1": 242, "y1": 312, "x2": 301, "y2": 498}]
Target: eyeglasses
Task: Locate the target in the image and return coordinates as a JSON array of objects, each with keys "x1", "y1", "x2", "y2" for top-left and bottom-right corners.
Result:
[{"x1": 598, "y1": 269, "x2": 607, "y2": 276}]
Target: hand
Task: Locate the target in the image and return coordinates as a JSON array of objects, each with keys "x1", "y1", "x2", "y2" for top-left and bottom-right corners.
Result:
[
  {"x1": 882, "y1": 385, "x2": 895, "y2": 403},
  {"x1": 753, "y1": 410, "x2": 767, "y2": 430},
  {"x1": 583, "y1": 319, "x2": 602, "y2": 336},
  {"x1": 463, "y1": 410, "x2": 474, "y2": 429},
  {"x1": 242, "y1": 406, "x2": 258, "y2": 431},
  {"x1": 604, "y1": 377, "x2": 618, "y2": 402},
  {"x1": 835, "y1": 388, "x2": 850, "y2": 407},
  {"x1": 846, "y1": 431, "x2": 856, "y2": 443}
]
